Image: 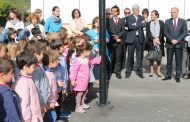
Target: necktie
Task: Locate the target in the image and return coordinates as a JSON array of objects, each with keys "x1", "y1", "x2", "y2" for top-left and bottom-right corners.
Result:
[
  {"x1": 115, "y1": 17, "x2": 118, "y2": 25},
  {"x1": 173, "y1": 19, "x2": 176, "y2": 31}
]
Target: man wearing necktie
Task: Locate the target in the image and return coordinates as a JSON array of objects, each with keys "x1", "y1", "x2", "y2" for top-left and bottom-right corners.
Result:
[
  {"x1": 125, "y1": 4, "x2": 146, "y2": 79},
  {"x1": 163, "y1": 7, "x2": 188, "y2": 82},
  {"x1": 108, "y1": 5, "x2": 125, "y2": 79}
]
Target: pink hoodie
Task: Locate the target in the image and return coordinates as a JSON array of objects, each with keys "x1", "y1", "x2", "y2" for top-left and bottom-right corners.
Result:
[{"x1": 70, "y1": 57, "x2": 100, "y2": 91}]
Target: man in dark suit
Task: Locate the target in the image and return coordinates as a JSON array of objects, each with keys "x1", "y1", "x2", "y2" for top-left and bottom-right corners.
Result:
[
  {"x1": 108, "y1": 5, "x2": 125, "y2": 79},
  {"x1": 122, "y1": 8, "x2": 131, "y2": 69},
  {"x1": 125, "y1": 4, "x2": 146, "y2": 78},
  {"x1": 106, "y1": 8, "x2": 112, "y2": 31},
  {"x1": 163, "y1": 7, "x2": 188, "y2": 82}
]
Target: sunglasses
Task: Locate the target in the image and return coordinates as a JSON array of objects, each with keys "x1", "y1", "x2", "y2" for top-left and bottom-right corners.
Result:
[
  {"x1": 125, "y1": 12, "x2": 131, "y2": 14},
  {"x1": 106, "y1": 13, "x2": 111, "y2": 15}
]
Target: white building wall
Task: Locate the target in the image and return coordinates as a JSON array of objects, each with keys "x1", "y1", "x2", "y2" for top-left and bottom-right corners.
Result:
[{"x1": 31, "y1": 0, "x2": 190, "y2": 24}]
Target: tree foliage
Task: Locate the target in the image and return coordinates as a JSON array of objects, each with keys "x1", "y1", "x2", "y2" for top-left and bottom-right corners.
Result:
[
  {"x1": 0, "y1": 0, "x2": 30, "y2": 26},
  {"x1": 0, "y1": 0, "x2": 30, "y2": 16}
]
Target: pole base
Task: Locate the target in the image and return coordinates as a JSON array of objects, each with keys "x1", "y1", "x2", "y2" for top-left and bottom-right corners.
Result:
[{"x1": 96, "y1": 101, "x2": 111, "y2": 107}]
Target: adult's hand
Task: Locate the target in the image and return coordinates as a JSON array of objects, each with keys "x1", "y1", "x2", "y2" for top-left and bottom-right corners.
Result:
[{"x1": 171, "y1": 39, "x2": 178, "y2": 45}]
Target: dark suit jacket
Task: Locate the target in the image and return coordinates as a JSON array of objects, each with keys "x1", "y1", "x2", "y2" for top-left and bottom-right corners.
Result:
[
  {"x1": 108, "y1": 17, "x2": 125, "y2": 46},
  {"x1": 146, "y1": 20, "x2": 165, "y2": 46},
  {"x1": 164, "y1": 18, "x2": 188, "y2": 48},
  {"x1": 125, "y1": 14, "x2": 146, "y2": 44},
  {"x1": 106, "y1": 18, "x2": 110, "y2": 31}
]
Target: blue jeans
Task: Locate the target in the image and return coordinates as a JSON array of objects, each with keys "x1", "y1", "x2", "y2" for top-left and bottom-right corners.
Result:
[
  {"x1": 93, "y1": 64, "x2": 99, "y2": 80},
  {"x1": 44, "y1": 108, "x2": 57, "y2": 122}
]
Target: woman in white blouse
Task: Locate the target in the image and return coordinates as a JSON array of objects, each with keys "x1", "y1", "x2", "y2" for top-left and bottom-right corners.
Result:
[
  {"x1": 26, "y1": 13, "x2": 45, "y2": 40},
  {"x1": 5, "y1": 8, "x2": 24, "y2": 31},
  {"x1": 69, "y1": 9, "x2": 87, "y2": 35}
]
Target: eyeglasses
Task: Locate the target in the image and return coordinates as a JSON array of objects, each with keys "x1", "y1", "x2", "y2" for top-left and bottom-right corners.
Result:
[
  {"x1": 125, "y1": 12, "x2": 131, "y2": 14},
  {"x1": 106, "y1": 13, "x2": 111, "y2": 15}
]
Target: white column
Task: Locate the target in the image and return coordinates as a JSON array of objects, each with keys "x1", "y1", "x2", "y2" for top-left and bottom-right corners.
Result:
[{"x1": 185, "y1": 0, "x2": 190, "y2": 19}]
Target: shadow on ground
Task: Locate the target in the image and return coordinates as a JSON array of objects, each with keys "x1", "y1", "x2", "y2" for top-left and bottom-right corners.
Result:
[{"x1": 58, "y1": 83, "x2": 99, "y2": 122}]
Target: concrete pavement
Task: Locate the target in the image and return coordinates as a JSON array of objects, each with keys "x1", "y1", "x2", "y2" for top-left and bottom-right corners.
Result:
[{"x1": 59, "y1": 55, "x2": 190, "y2": 122}]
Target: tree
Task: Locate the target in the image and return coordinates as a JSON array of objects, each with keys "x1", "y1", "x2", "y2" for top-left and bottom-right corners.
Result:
[{"x1": 0, "y1": 0, "x2": 30, "y2": 27}]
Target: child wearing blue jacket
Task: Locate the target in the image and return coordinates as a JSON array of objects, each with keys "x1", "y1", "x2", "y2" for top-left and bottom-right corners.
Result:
[
  {"x1": 50, "y1": 39, "x2": 71, "y2": 119},
  {"x1": 0, "y1": 58, "x2": 21, "y2": 122}
]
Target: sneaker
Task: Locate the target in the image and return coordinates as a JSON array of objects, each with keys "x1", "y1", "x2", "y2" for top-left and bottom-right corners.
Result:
[
  {"x1": 81, "y1": 104, "x2": 90, "y2": 109},
  {"x1": 75, "y1": 107, "x2": 86, "y2": 113},
  {"x1": 60, "y1": 111, "x2": 71, "y2": 118}
]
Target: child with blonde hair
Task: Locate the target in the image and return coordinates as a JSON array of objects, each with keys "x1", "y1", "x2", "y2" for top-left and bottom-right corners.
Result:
[
  {"x1": 7, "y1": 43, "x2": 18, "y2": 59},
  {"x1": 0, "y1": 42, "x2": 7, "y2": 58},
  {"x1": 42, "y1": 50, "x2": 60, "y2": 122}
]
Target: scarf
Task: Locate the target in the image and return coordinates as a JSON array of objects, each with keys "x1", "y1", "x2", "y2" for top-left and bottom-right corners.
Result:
[
  {"x1": 51, "y1": 14, "x2": 61, "y2": 23},
  {"x1": 150, "y1": 20, "x2": 161, "y2": 51},
  {"x1": 150, "y1": 20, "x2": 160, "y2": 38}
]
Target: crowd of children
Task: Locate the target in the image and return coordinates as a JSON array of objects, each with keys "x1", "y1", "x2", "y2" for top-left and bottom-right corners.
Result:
[{"x1": 0, "y1": 25, "x2": 101, "y2": 122}]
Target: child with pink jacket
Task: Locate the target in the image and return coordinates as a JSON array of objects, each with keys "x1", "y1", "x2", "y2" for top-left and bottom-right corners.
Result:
[
  {"x1": 15, "y1": 51, "x2": 43, "y2": 122},
  {"x1": 70, "y1": 41, "x2": 101, "y2": 113}
]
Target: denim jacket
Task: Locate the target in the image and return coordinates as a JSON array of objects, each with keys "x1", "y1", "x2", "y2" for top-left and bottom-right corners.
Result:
[{"x1": 32, "y1": 64, "x2": 51, "y2": 105}]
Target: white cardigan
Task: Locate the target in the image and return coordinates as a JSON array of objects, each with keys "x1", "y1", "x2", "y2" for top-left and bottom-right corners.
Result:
[
  {"x1": 69, "y1": 18, "x2": 87, "y2": 34},
  {"x1": 5, "y1": 20, "x2": 24, "y2": 31}
]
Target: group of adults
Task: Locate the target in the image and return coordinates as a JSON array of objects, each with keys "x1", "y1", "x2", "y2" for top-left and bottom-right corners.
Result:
[
  {"x1": 106, "y1": 4, "x2": 190, "y2": 83},
  {"x1": 1, "y1": 6, "x2": 87, "y2": 40},
  {"x1": 1, "y1": 4, "x2": 190, "y2": 83}
]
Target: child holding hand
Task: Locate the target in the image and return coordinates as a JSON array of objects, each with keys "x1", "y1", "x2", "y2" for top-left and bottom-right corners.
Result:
[{"x1": 70, "y1": 41, "x2": 101, "y2": 113}]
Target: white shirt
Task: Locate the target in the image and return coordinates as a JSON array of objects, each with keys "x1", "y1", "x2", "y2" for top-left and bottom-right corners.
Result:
[
  {"x1": 113, "y1": 16, "x2": 119, "y2": 24},
  {"x1": 134, "y1": 15, "x2": 139, "y2": 35},
  {"x1": 5, "y1": 20, "x2": 24, "y2": 31},
  {"x1": 69, "y1": 18, "x2": 87, "y2": 34}
]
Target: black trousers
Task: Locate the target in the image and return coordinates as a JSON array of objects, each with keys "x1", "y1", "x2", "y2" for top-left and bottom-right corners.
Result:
[
  {"x1": 166, "y1": 48, "x2": 183, "y2": 78},
  {"x1": 108, "y1": 43, "x2": 123, "y2": 74},
  {"x1": 126, "y1": 37, "x2": 144, "y2": 75},
  {"x1": 188, "y1": 47, "x2": 190, "y2": 75}
]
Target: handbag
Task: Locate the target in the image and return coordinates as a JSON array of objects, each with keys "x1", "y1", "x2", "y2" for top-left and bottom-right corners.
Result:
[{"x1": 145, "y1": 46, "x2": 162, "y2": 61}]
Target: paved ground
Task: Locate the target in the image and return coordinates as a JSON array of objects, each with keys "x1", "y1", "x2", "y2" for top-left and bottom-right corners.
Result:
[{"x1": 58, "y1": 54, "x2": 190, "y2": 122}]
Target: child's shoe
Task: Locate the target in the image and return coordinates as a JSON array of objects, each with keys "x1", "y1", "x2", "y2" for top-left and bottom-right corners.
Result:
[
  {"x1": 75, "y1": 107, "x2": 86, "y2": 113},
  {"x1": 81, "y1": 103, "x2": 90, "y2": 109},
  {"x1": 60, "y1": 111, "x2": 71, "y2": 118}
]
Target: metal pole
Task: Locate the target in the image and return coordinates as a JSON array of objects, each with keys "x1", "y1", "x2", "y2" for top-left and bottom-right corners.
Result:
[{"x1": 99, "y1": 0, "x2": 107, "y2": 105}]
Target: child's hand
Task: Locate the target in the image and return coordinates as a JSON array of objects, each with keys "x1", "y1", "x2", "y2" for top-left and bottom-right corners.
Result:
[
  {"x1": 41, "y1": 105, "x2": 47, "y2": 113},
  {"x1": 48, "y1": 102, "x2": 55, "y2": 109},
  {"x1": 71, "y1": 80, "x2": 76, "y2": 86},
  {"x1": 99, "y1": 56, "x2": 101, "y2": 61},
  {"x1": 62, "y1": 90, "x2": 66, "y2": 94},
  {"x1": 94, "y1": 39, "x2": 99, "y2": 43},
  {"x1": 57, "y1": 81, "x2": 64, "y2": 87},
  {"x1": 95, "y1": 48, "x2": 99, "y2": 53}
]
